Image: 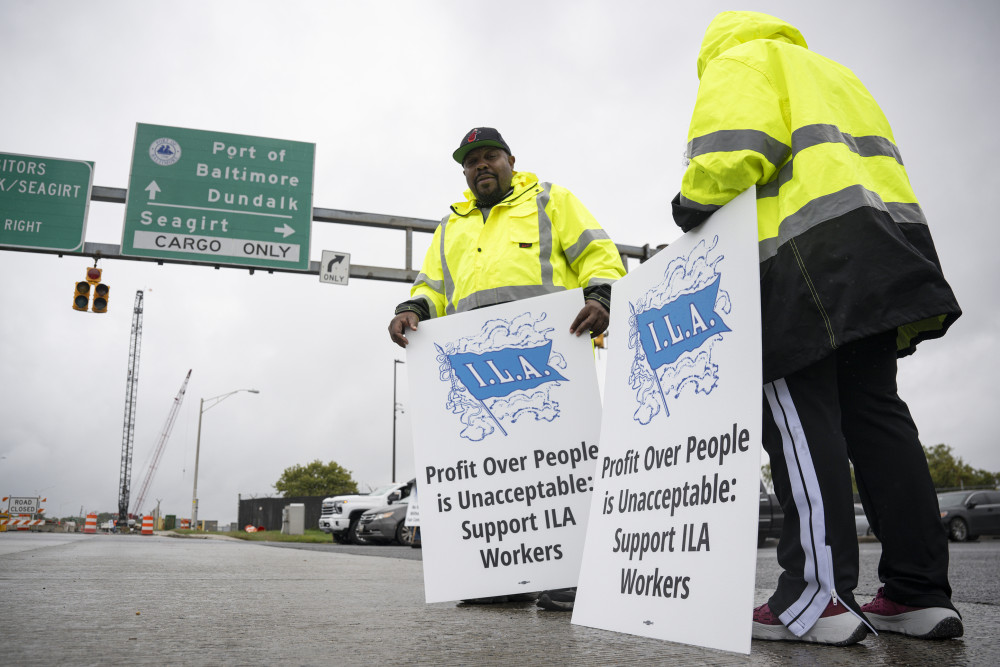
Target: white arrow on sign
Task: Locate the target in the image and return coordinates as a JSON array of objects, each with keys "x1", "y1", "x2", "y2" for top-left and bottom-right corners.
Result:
[
  {"x1": 145, "y1": 181, "x2": 161, "y2": 201},
  {"x1": 274, "y1": 223, "x2": 295, "y2": 238}
]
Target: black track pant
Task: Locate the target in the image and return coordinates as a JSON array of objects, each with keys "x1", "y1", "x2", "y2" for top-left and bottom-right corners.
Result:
[{"x1": 762, "y1": 330, "x2": 954, "y2": 635}]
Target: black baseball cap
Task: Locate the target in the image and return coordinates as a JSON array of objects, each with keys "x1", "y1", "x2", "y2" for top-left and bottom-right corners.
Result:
[{"x1": 453, "y1": 127, "x2": 511, "y2": 164}]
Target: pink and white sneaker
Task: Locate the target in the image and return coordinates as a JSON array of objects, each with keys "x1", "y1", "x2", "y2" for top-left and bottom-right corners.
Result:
[
  {"x1": 860, "y1": 587, "x2": 963, "y2": 639},
  {"x1": 752, "y1": 600, "x2": 869, "y2": 646}
]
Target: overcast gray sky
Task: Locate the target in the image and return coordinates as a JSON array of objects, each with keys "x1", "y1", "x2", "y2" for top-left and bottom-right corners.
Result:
[{"x1": 2, "y1": 1, "x2": 996, "y2": 526}]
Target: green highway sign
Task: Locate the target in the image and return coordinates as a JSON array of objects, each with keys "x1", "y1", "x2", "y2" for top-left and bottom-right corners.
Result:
[
  {"x1": 121, "y1": 123, "x2": 315, "y2": 270},
  {"x1": 0, "y1": 152, "x2": 93, "y2": 252}
]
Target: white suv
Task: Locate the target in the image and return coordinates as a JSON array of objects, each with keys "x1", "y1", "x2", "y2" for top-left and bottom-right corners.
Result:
[{"x1": 319, "y1": 481, "x2": 412, "y2": 544}]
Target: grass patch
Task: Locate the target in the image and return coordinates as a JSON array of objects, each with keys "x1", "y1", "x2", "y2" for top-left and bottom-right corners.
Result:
[{"x1": 173, "y1": 528, "x2": 334, "y2": 543}]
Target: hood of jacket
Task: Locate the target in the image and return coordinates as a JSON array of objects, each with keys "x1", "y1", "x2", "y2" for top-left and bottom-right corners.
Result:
[
  {"x1": 697, "y1": 11, "x2": 808, "y2": 79},
  {"x1": 453, "y1": 171, "x2": 540, "y2": 216}
]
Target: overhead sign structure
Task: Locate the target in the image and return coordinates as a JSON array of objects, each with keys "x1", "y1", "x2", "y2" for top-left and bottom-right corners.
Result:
[
  {"x1": 0, "y1": 152, "x2": 93, "y2": 252},
  {"x1": 319, "y1": 250, "x2": 351, "y2": 285},
  {"x1": 121, "y1": 123, "x2": 315, "y2": 270}
]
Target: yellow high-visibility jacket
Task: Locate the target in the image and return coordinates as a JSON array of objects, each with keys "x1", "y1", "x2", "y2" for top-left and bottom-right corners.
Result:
[
  {"x1": 674, "y1": 11, "x2": 960, "y2": 382},
  {"x1": 410, "y1": 171, "x2": 625, "y2": 317}
]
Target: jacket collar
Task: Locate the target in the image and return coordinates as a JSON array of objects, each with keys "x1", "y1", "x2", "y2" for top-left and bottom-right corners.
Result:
[{"x1": 451, "y1": 171, "x2": 540, "y2": 216}]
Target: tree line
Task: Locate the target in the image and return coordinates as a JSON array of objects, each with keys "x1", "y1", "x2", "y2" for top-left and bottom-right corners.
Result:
[
  {"x1": 47, "y1": 445, "x2": 995, "y2": 523},
  {"x1": 761, "y1": 444, "x2": 999, "y2": 493}
]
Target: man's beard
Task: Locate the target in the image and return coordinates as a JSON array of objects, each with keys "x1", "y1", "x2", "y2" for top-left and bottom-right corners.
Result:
[{"x1": 475, "y1": 182, "x2": 510, "y2": 207}]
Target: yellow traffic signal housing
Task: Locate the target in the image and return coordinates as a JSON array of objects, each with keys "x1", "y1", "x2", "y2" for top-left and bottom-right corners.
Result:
[
  {"x1": 92, "y1": 283, "x2": 110, "y2": 313},
  {"x1": 85, "y1": 267, "x2": 102, "y2": 285},
  {"x1": 73, "y1": 280, "x2": 91, "y2": 311}
]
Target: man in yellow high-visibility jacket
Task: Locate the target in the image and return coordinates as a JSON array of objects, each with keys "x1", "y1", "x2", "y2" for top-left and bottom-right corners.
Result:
[
  {"x1": 389, "y1": 127, "x2": 626, "y2": 611},
  {"x1": 390, "y1": 127, "x2": 625, "y2": 349},
  {"x1": 673, "y1": 12, "x2": 962, "y2": 646}
]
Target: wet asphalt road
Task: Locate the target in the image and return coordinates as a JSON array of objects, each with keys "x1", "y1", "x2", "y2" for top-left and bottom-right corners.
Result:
[
  {"x1": 261, "y1": 536, "x2": 1000, "y2": 606},
  {"x1": 1, "y1": 532, "x2": 998, "y2": 666}
]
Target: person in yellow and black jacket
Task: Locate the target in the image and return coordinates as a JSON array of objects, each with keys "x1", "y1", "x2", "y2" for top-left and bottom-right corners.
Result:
[
  {"x1": 672, "y1": 12, "x2": 962, "y2": 646},
  {"x1": 389, "y1": 127, "x2": 626, "y2": 611}
]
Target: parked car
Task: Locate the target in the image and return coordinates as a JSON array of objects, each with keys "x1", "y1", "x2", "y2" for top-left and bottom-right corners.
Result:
[
  {"x1": 356, "y1": 498, "x2": 412, "y2": 545},
  {"x1": 854, "y1": 503, "x2": 872, "y2": 537},
  {"x1": 319, "y1": 480, "x2": 413, "y2": 544},
  {"x1": 758, "y1": 481, "x2": 784, "y2": 547},
  {"x1": 938, "y1": 489, "x2": 1000, "y2": 542}
]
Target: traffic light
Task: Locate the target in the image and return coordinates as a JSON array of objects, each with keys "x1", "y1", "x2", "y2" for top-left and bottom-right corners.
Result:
[
  {"x1": 73, "y1": 279, "x2": 91, "y2": 311},
  {"x1": 92, "y1": 282, "x2": 110, "y2": 313},
  {"x1": 72, "y1": 267, "x2": 109, "y2": 313}
]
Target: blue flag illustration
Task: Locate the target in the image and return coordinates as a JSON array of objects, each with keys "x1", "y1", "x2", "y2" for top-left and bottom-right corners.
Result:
[
  {"x1": 448, "y1": 341, "x2": 567, "y2": 401},
  {"x1": 636, "y1": 276, "x2": 731, "y2": 370}
]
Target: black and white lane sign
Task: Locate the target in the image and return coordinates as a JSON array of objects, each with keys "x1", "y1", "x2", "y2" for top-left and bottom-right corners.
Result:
[
  {"x1": 320, "y1": 250, "x2": 350, "y2": 286},
  {"x1": 133, "y1": 231, "x2": 300, "y2": 262},
  {"x1": 8, "y1": 496, "x2": 39, "y2": 515}
]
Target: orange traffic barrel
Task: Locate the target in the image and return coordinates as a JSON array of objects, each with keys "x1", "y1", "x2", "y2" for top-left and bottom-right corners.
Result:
[
  {"x1": 179, "y1": 518, "x2": 190, "y2": 530},
  {"x1": 141, "y1": 515, "x2": 154, "y2": 535},
  {"x1": 83, "y1": 513, "x2": 98, "y2": 534}
]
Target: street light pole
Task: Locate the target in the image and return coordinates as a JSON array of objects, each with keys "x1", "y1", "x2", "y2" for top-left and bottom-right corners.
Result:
[
  {"x1": 392, "y1": 360, "x2": 404, "y2": 482},
  {"x1": 192, "y1": 398, "x2": 205, "y2": 529},
  {"x1": 191, "y1": 388, "x2": 260, "y2": 531}
]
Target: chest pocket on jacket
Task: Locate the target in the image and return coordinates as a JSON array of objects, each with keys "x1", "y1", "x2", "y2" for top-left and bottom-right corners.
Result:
[
  {"x1": 506, "y1": 208, "x2": 540, "y2": 247},
  {"x1": 502, "y1": 208, "x2": 543, "y2": 284}
]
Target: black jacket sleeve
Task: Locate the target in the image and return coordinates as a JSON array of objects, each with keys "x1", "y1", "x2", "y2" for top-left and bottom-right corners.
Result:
[
  {"x1": 394, "y1": 298, "x2": 430, "y2": 321},
  {"x1": 671, "y1": 192, "x2": 715, "y2": 233},
  {"x1": 583, "y1": 283, "x2": 612, "y2": 312}
]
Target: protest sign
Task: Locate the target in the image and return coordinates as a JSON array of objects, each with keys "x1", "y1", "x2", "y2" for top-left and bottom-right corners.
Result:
[
  {"x1": 405, "y1": 487, "x2": 420, "y2": 527},
  {"x1": 572, "y1": 190, "x2": 762, "y2": 654},
  {"x1": 405, "y1": 289, "x2": 602, "y2": 603}
]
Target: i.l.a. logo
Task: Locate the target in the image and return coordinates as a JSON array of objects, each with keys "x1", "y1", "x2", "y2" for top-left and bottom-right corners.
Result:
[
  {"x1": 636, "y1": 276, "x2": 730, "y2": 369},
  {"x1": 449, "y1": 341, "x2": 566, "y2": 400},
  {"x1": 628, "y1": 236, "x2": 732, "y2": 425},
  {"x1": 437, "y1": 312, "x2": 569, "y2": 441}
]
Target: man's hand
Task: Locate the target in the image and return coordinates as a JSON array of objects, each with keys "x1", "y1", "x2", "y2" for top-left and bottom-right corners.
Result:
[
  {"x1": 389, "y1": 311, "x2": 419, "y2": 348},
  {"x1": 569, "y1": 299, "x2": 609, "y2": 338}
]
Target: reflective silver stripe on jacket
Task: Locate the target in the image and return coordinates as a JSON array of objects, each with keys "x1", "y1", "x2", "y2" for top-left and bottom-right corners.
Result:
[
  {"x1": 687, "y1": 128, "x2": 791, "y2": 167},
  {"x1": 564, "y1": 227, "x2": 612, "y2": 267},
  {"x1": 586, "y1": 276, "x2": 617, "y2": 287},
  {"x1": 537, "y1": 183, "x2": 554, "y2": 287},
  {"x1": 413, "y1": 294, "x2": 437, "y2": 319},
  {"x1": 758, "y1": 124, "x2": 903, "y2": 199},
  {"x1": 794, "y1": 123, "x2": 902, "y2": 163},
  {"x1": 456, "y1": 284, "x2": 566, "y2": 312},
  {"x1": 438, "y1": 214, "x2": 457, "y2": 315},
  {"x1": 678, "y1": 195, "x2": 722, "y2": 212},
  {"x1": 759, "y1": 185, "x2": 928, "y2": 263},
  {"x1": 413, "y1": 272, "x2": 443, "y2": 293}
]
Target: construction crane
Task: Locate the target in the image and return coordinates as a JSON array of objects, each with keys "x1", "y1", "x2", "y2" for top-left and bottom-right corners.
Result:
[
  {"x1": 130, "y1": 369, "x2": 192, "y2": 517},
  {"x1": 117, "y1": 290, "x2": 143, "y2": 531}
]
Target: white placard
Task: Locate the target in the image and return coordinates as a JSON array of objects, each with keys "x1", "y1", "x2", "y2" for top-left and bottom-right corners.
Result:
[
  {"x1": 406, "y1": 289, "x2": 603, "y2": 603},
  {"x1": 404, "y1": 487, "x2": 420, "y2": 527},
  {"x1": 572, "y1": 190, "x2": 762, "y2": 654}
]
